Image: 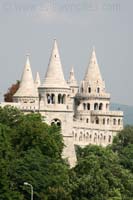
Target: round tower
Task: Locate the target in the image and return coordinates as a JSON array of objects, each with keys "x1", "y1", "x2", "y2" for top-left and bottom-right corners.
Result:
[
  {"x1": 13, "y1": 55, "x2": 39, "y2": 110},
  {"x1": 38, "y1": 40, "x2": 77, "y2": 167},
  {"x1": 75, "y1": 48, "x2": 110, "y2": 124}
]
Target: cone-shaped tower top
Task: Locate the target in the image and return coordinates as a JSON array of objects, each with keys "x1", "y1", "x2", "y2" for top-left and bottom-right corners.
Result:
[
  {"x1": 84, "y1": 48, "x2": 103, "y2": 83},
  {"x1": 14, "y1": 55, "x2": 38, "y2": 97},
  {"x1": 35, "y1": 72, "x2": 41, "y2": 88},
  {"x1": 68, "y1": 67, "x2": 78, "y2": 87},
  {"x1": 43, "y1": 39, "x2": 69, "y2": 88}
]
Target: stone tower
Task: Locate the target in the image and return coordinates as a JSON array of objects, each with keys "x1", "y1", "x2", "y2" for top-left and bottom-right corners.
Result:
[
  {"x1": 38, "y1": 40, "x2": 77, "y2": 167},
  {"x1": 13, "y1": 55, "x2": 39, "y2": 110},
  {"x1": 72, "y1": 48, "x2": 123, "y2": 147}
]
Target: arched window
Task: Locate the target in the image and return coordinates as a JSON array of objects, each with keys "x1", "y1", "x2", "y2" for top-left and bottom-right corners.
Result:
[
  {"x1": 47, "y1": 94, "x2": 51, "y2": 104},
  {"x1": 103, "y1": 118, "x2": 105, "y2": 125},
  {"x1": 87, "y1": 103, "x2": 90, "y2": 110},
  {"x1": 108, "y1": 135, "x2": 112, "y2": 143},
  {"x1": 96, "y1": 117, "x2": 99, "y2": 124},
  {"x1": 75, "y1": 133, "x2": 77, "y2": 140},
  {"x1": 94, "y1": 133, "x2": 97, "y2": 142},
  {"x1": 99, "y1": 103, "x2": 103, "y2": 110},
  {"x1": 107, "y1": 118, "x2": 110, "y2": 125},
  {"x1": 104, "y1": 135, "x2": 106, "y2": 141},
  {"x1": 88, "y1": 87, "x2": 91, "y2": 93},
  {"x1": 86, "y1": 132, "x2": 89, "y2": 140},
  {"x1": 83, "y1": 103, "x2": 86, "y2": 110},
  {"x1": 51, "y1": 119, "x2": 61, "y2": 127},
  {"x1": 118, "y1": 119, "x2": 121, "y2": 125},
  {"x1": 58, "y1": 94, "x2": 62, "y2": 104},
  {"x1": 94, "y1": 103, "x2": 98, "y2": 110},
  {"x1": 62, "y1": 94, "x2": 66, "y2": 104},
  {"x1": 86, "y1": 118, "x2": 89, "y2": 123},
  {"x1": 97, "y1": 87, "x2": 100, "y2": 93},
  {"x1": 113, "y1": 118, "x2": 116, "y2": 125},
  {"x1": 79, "y1": 132, "x2": 83, "y2": 141},
  {"x1": 51, "y1": 94, "x2": 55, "y2": 104}
]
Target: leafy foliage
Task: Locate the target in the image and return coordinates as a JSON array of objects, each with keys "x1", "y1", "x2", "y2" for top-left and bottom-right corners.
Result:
[
  {"x1": 112, "y1": 125, "x2": 133, "y2": 172},
  {"x1": 0, "y1": 106, "x2": 133, "y2": 199},
  {"x1": 70, "y1": 145, "x2": 133, "y2": 200}
]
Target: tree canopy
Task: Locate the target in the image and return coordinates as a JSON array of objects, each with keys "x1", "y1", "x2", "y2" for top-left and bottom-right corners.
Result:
[{"x1": 0, "y1": 106, "x2": 132, "y2": 199}]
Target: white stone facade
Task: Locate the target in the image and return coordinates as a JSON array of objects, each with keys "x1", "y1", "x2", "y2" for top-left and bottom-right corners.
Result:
[{"x1": 1, "y1": 40, "x2": 123, "y2": 167}]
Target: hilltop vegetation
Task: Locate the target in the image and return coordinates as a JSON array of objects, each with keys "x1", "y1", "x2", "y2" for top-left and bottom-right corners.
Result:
[{"x1": 0, "y1": 106, "x2": 133, "y2": 200}]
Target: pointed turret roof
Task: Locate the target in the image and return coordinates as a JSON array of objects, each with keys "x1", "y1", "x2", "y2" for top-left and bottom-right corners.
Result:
[
  {"x1": 35, "y1": 72, "x2": 41, "y2": 88},
  {"x1": 68, "y1": 67, "x2": 78, "y2": 87},
  {"x1": 14, "y1": 55, "x2": 38, "y2": 97},
  {"x1": 84, "y1": 48, "x2": 103, "y2": 83},
  {"x1": 43, "y1": 39, "x2": 69, "y2": 88}
]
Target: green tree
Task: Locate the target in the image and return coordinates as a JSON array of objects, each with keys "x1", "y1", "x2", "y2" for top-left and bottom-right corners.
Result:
[
  {"x1": 0, "y1": 107, "x2": 70, "y2": 199},
  {"x1": 70, "y1": 145, "x2": 133, "y2": 200},
  {"x1": 0, "y1": 105, "x2": 23, "y2": 128},
  {"x1": 0, "y1": 123, "x2": 24, "y2": 200},
  {"x1": 112, "y1": 126, "x2": 133, "y2": 172}
]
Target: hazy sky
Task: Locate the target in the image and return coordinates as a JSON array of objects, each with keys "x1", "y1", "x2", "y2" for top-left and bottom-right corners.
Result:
[{"x1": 0, "y1": 0, "x2": 133, "y2": 105}]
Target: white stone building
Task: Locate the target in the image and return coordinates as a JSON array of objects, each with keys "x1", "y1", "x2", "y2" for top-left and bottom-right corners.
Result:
[{"x1": 3, "y1": 40, "x2": 123, "y2": 167}]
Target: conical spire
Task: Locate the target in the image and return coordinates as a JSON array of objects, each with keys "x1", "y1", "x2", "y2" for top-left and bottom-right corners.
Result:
[
  {"x1": 84, "y1": 48, "x2": 103, "y2": 83},
  {"x1": 43, "y1": 39, "x2": 69, "y2": 88},
  {"x1": 14, "y1": 55, "x2": 38, "y2": 97},
  {"x1": 35, "y1": 72, "x2": 41, "y2": 88},
  {"x1": 68, "y1": 67, "x2": 78, "y2": 87}
]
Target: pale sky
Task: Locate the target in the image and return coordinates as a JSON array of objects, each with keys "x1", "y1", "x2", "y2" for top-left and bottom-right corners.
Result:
[{"x1": 0, "y1": 0, "x2": 133, "y2": 105}]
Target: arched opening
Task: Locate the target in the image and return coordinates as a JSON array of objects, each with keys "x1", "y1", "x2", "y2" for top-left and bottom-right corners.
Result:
[
  {"x1": 86, "y1": 118, "x2": 89, "y2": 123},
  {"x1": 113, "y1": 118, "x2": 116, "y2": 125},
  {"x1": 75, "y1": 133, "x2": 77, "y2": 140},
  {"x1": 62, "y1": 94, "x2": 66, "y2": 104},
  {"x1": 118, "y1": 119, "x2": 121, "y2": 125},
  {"x1": 58, "y1": 94, "x2": 62, "y2": 104},
  {"x1": 51, "y1": 94, "x2": 55, "y2": 104},
  {"x1": 83, "y1": 103, "x2": 86, "y2": 110},
  {"x1": 96, "y1": 117, "x2": 99, "y2": 124},
  {"x1": 94, "y1": 103, "x2": 98, "y2": 110},
  {"x1": 51, "y1": 119, "x2": 61, "y2": 127},
  {"x1": 88, "y1": 87, "x2": 91, "y2": 93},
  {"x1": 99, "y1": 103, "x2": 103, "y2": 110},
  {"x1": 79, "y1": 132, "x2": 83, "y2": 141},
  {"x1": 47, "y1": 94, "x2": 51, "y2": 104},
  {"x1": 108, "y1": 135, "x2": 112, "y2": 143},
  {"x1": 97, "y1": 87, "x2": 100, "y2": 93},
  {"x1": 86, "y1": 132, "x2": 89, "y2": 140},
  {"x1": 103, "y1": 118, "x2": 105, "y2": 125},
  {"x1": 107, "y1": 118, "x2": 110, "y2": 125},
  {"x1": 87, "y1": 103, "x2": 90, "y2": 110},
  {"x1": 94, "y1": 133, "x2": 97, "y2": 142}
]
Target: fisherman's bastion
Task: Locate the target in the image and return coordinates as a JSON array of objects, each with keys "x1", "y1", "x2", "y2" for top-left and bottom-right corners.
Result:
[{"x1": 1, "y1": 40, "x2": 123, "y2": 167}]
